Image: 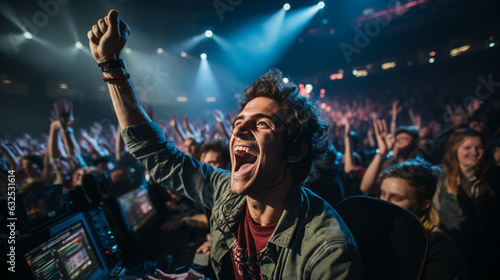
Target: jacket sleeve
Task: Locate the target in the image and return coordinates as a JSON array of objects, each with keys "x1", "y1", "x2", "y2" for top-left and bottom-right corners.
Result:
[
  {"x1": 122, "y1": 121, "x2": 231, "y2": 210},
  {"x1": 308, "y1": 242, "x2": 363, "y2": 280}
]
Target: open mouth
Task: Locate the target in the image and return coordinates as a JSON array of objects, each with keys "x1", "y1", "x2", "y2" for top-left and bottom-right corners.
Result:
[{"x1": 234, "y1": 146, "x2": 258, "y2": 174}]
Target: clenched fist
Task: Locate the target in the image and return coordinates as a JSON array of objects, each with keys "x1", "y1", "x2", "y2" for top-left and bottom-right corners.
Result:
[{"x1": 87, "y1": 9, "x2": 130, "y2": 63}]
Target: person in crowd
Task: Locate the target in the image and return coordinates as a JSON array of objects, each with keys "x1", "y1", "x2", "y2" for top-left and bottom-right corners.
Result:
[
  {"x1": 87, "y1": 9, "x2": 362, "y2": 280},
  {"x1": 432, "y1": 128, "x2": 500, "y2": 278},
  {"x1": 360, "y1": 119, "x2": 421, "y2": 195},
  {"x1": 379, "y1": 160, "x2": 469, "y2": 279}
]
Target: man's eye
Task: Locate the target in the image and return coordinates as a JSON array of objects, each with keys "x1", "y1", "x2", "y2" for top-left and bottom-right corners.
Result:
[{"x1": 257, "y1": 122, "x2": 269, "y2": 127}]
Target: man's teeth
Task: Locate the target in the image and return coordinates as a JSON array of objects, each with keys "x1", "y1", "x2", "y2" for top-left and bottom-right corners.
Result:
[{"x1": 234, "y1": 146, "x2": 257, "y2": 156}]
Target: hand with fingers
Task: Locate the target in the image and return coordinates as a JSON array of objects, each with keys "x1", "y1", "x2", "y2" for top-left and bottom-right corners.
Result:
[
  {"x1": 374, "y1": 119, "x2": 394, "y2": 156},
  {"x1": 51, "y1": 99, "x2": 79, "y2": 130},
  {"x1": 87, "y1": 9, "x2": 130, "y2": 63}
]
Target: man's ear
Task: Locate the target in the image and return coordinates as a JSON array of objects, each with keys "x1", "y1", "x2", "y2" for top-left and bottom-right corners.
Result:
[
  {"x1": 420, "y1": 199, "x2": 431, "y2": 212},
  {"x1": 287, "y1": 142, "x2": 308, "y2": 163}
]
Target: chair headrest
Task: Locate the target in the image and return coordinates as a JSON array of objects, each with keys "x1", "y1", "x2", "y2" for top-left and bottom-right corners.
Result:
[{"x1": 336, "y1": 196, "x2": 428, "y2": 280}]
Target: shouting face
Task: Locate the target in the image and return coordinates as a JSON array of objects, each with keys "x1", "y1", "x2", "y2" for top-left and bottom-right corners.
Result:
[{"x1": 230, "y1": 97, "x2": 288, "y2": 196}]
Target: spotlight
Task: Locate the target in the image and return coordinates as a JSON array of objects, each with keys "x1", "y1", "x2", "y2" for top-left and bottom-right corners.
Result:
[
  {"x1": 283, "y1": 77, "x2": 289, "y2": 84},
  {"x1": 205, "y1": 30, "x2": 213, "y2": 38},
  {"x1": 200, "y1": 53, "x2": 207, "y2": 59},
  {"x1": 305, "y1": 84, "x2": 313, "y2": 94},
  {"x1": 429, "y1": 58, "x2": 435, "y2": 63},
  {"x1": 157, "y1": 48, "x2": 164, "y2": 54},
  {"x1": 283, "y1": 3, "x2": 290, "y2": 10},
  {"x1": 23, "y1": 31, "x2": 33, "y2": 39},
  {"x1": 180, "y1": 51, "x2": 187, "y2": 57},
  {"x1": 489, "y1": 42, "x2": 495, "y2": 48},
  {"x1": 75, "y1": 41, "x2": 83, "y2": 49},
  {"x1": 317, "y1": 2, "x2": 325, "y2": 9},
  {"x1": 124, "y1": 48, "x2": 132, "y2": 54}
]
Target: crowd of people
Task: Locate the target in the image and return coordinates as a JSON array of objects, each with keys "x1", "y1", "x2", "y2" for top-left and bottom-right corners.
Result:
[{"x1": 1, "y1": 9, "x2": 499, "y2": 280}]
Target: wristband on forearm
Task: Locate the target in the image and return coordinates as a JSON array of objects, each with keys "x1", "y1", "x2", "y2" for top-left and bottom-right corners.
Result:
[{"x1": 98, "y1": 59, "x2": 126, "y2": 72}]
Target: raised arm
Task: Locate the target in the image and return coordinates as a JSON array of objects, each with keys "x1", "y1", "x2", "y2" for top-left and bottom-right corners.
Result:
[
  {"x1": 360, "y1": 119, "x2": 394, "y2": 195},
  {"x1": 343, "y1": 121, "x2": 358, "y2": 174},
  {"x1": 390, "y1": 100, "x2": 401, "y2": 136},
  {"x1": 53, "y1": 100, "x2": 87, "y2": 170},
  {"x1": 87, "y1": 9, "x2": 150, "y2": 129}
]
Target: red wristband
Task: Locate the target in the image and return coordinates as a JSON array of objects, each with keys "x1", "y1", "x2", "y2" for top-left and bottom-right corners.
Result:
[{"x1": 102, "y1": 73, "x2": 130, "y2": 82}]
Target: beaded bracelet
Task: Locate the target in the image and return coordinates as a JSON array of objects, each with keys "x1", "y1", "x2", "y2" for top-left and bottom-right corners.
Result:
[{"x1": 102, "y1": 73, "x2": 130, "y2": 82}]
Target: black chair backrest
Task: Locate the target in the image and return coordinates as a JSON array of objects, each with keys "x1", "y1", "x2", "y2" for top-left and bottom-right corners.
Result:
[{"x1": 336, "y1": 196, "x2": 428, "y2": 280}]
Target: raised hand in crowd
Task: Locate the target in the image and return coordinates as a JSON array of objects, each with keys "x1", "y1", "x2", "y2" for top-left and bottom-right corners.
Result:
[
  {"x1": 169, "y1": 116, "x2": 187, "y2": 145},
  {"x1": 213, "y1": 109, "x2": 231, "y2": 140},
  {"x1": 408, "y1": 108, "x2": 422, "y2": 129},
  {"x1": 360, "y1": 120, "x2": 394, "y2": 195},
  {"x1": 390, "y1": 100, "x2": 401, "y2": 136}
]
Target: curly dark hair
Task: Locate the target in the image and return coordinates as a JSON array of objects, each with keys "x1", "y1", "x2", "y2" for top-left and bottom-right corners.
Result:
[{"x1": 236, "y1": 69, "x2": 329, "y2": 184}]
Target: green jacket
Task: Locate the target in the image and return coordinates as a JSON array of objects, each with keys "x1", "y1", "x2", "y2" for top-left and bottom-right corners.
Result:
[{"x1": 123, "y1": 122, "x2": 363, "y2": 280}]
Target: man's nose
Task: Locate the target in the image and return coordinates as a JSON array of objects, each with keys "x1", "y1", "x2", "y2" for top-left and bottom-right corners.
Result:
[{"x1": 232, "y1": 120, "x2": 253, "y2": 139}]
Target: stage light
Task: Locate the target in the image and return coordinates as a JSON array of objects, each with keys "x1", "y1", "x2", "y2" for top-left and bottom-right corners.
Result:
[
  {"x1": 283, "y1": 3, "x2": 290, "y2": 10},
  {"x1": 205, "y1": 30, "x2": 213, "y2": 38},
  {"x1": 317, "y1": 2, "x2": 325, "y2": 9},
  {"x1": 59, "y1": 83, "x2": 68, "y2": 89},
  {"x1": 157, "y1": 48, "x2": 164, "y2": 54},
  {"x1": 180, "y1": 51, "x2": 187, "y2": 57},
  {"x1": 353, "y1": 70, "x2": 368, "y2": 77},
  {"x1": 381, "y1": 62, "x2": 396, "y2": 70},
  {"x1": 330, "y1": 73, "x2": 343, "y2": 80},
  {"x1": 450, "y1": 45, "x2": 470, "y2": 57},
  {"x1": 283, "y1": 77, "x2": 289, "y2": 84},
  {"x1": 429, "y1": 51, "x2": 436, "y2": 57},
  {"x1": 321, "y1": 103, "x2": 326, "y2": 109},
  {"x1": 206, "y1": 97, "x2": 216, "y2": 103},
  {"x1": 176, "y1": 96, "x2": 188, "y2": 102},
  {"x1": 124, "y1": 48, "x2": 132, "y2": 54},
  {"x1": 2, "y1": 79, "x2": 12, "y2": 84},
  {"x1": 489, "y1": 42, "x2": 495, "y2": 48},
  {"x1": 305, "y1": 84, "x2": 313, "y2": 94},
  {"x1": 200, "y1": 53, "x2": 207, "y2": 59},
  {"x1": 23, "y1": 31, "x2": 33, "y2": 39},
  {"x1": 429, "y1": 58, "x2": 435, "y2": 63},
  {"x1": 75, "y1": 41, "x2": 83, "y2": 49}
]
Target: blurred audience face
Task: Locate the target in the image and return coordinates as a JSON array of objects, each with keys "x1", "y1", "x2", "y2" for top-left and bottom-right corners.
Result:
[
  {"x1": 21, "y1": 158, "x2": 42, "y2": 178},
  {"x1": 184, "y1": 138, "x2": 200, "y2": 159},
  {"x1": 394, "y1": 132, "x2": 413, "y2": 151},
  {"x1": 201, "y1": 150, "x2": 225, "y2": 169},
  {"x1": 456, "y1": 136, "x2": 484, "y2": 168},
  {"x1": 71, "y1": 168, "x2": 87, "y2": 187},
  {"x1": 494, "y1": 147, "x2": 500, "y2": 166},
  {"x1": 393, "y1": 132, "x2": 417, "y2": 159},
  {"x1": 380, "y1": 177, "x2": 419, "y2": 214}
]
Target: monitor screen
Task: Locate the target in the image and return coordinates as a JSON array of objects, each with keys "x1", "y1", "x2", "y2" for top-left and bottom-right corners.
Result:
[
  {"x1": 20, "y1": 185, "x2": 70, "y2": 232},
  {"x1": 117, "y1": 183, "x2": 156, "y2": 232},
  {"x1": 24, "y1": 221, "x2": 103, "y2": 280}
]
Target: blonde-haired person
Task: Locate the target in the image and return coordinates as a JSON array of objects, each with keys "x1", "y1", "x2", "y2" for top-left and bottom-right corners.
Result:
[
  {"x1": 379, "y1": 160, "x2": 469, "y2": 279},
  {"x1": 433, "y1": 128, "x2": 500, "y2": 278}
]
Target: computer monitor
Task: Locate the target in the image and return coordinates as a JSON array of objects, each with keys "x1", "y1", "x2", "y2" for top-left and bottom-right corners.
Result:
[
  {"x1": 117, "y1": 184, "x2": 155, "y2": 233},
  {"x1": 19, "y1": 213, "x2": 109, "y2": 280},
  {"x1": 17, "y1": 185, "x2": 71, "y2": 234},
  {"x1": 103, "y1": 181, "x2": 159, "y2": 246}
]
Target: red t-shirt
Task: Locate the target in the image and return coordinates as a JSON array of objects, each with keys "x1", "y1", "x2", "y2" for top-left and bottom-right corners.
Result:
[{"x1": 231, "y1": 206, "x2": 277, "y2": 280}]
